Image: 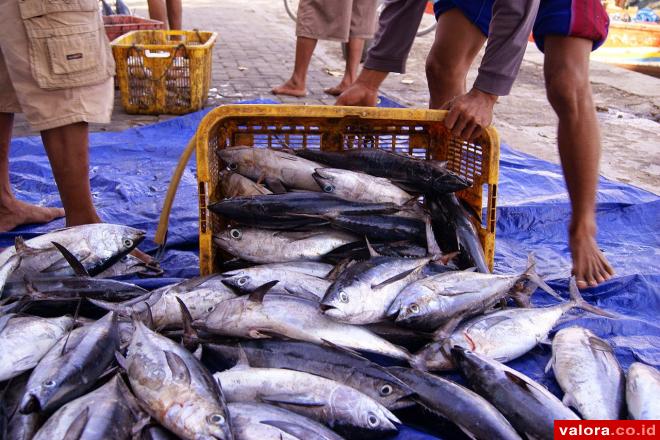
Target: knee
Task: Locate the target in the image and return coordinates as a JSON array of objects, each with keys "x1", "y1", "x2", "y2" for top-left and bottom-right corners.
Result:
[
  {"x1": 545, "y1": 65, "x2": 591, "y2": 117},
  {"x1": 425, "y1": 55, "x2": 467, "y2": 86}
]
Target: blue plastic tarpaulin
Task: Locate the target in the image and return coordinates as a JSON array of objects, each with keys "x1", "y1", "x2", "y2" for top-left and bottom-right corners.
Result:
[{"x1": 2, "y1": 99, "x2": 658, "y2": 439}]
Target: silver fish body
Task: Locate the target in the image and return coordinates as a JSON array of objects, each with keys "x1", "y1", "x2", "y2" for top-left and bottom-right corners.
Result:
[
  {"x1": 321, "y1": 256, "x2": 429, "y2": 325},
  {"x1": 203, "y1": 294, "x2": 411, "y2": 361},
  {"x1": 0, "y1": 224, "x2": 145, "y2": 293},
  {"x1": 551, "y1": 327, "x2": 625, "y2": 420},
  {"x1": 0, "y1": 315, "x2": 73, "y2": 381},
  {"x1": 626, "y1": 362, "x2": 660, "y2": 420},
  {"x1": 96, "y1": 254, "x2": 147, "y2": 278},
  {"x1": 228, "y1": 402, "x2": 344, "y2": 440},
  {"x1": 32, "y1": 375, "x2": 138, "y2": 440},
  {"x1": 21, "y1": 312, "x2": 120, "y2": 414},
  {"x1": 389, "y1": 271, "x2": 521, "y2": 330},
  {"x1": 217, "y1": 147, "x2": 323, "y2": 192},
  {"x1": 253, "y1": 262, "x2": 333, "y2": 278},
  {"x1": 215, "y1": 365, "x2": 399, "y2": 435},
  {"x1": 453, "y1": 347, "x2": 579, "y2": 440},
  {"x1": 218, "y1": 170, "x2": 272, "y2": 197},
  {"x1": 222, "y1": 266, "x2": 330, "y2": 300},
  {"x1": 3, "y1": 373, "x2": 41, "y2": 440},
  {"x1": 312, "y1": 168, "x2": 413, "y2": 205},
  {"x1": 125, "y1": 321, "x2": 233, "y2": 440},
  {"x1": 214, "y1": 228, "x2": 358, "y2": 263}
]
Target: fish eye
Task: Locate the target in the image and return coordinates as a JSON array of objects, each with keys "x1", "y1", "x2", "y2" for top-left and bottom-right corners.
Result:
[
  {"x1": 409, "y1": 303, "x2": 420, "y2": 314},
  {"x1": 367, "y1": 413, "x2": 379, "y2": 427},
  {"x1": 228, "y1": 163, "x2": 238, "y2": 171},
  {"x1": 207, "y1": 305, "x2": 215, "y2": 313},
  {"x1": 237, "y1": 277, "x2": 248, "y2": 286},
  {"x1": 323, "y1": 184, "x2": 334, "y2": 193},
  {"x1": 44, "y1": 380, "x2": 56, "y2": 388},
  {"x1": 207, "y1": 413, "x2": 225, "y2": 425},
  {"x1": 379, "y1": 384, "x2": 393, "y2": 396},
  {"x1": 339, "y1": 291, "x2": 349, "y2": 303},
  {"x1": 123, "y1": 239, "x2": 134, "y2": 248},
  {"x1": 229, "y1": 229, "x2": 242, "y2": 240}
]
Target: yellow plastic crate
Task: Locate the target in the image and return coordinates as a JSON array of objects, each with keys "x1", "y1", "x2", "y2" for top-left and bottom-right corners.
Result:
[
  {"x1": 196, "y1": 105, "x2": 500, "y2": 275},
  {"x1": 111, "y1": 30, "x2": 216, "y2": 115}
]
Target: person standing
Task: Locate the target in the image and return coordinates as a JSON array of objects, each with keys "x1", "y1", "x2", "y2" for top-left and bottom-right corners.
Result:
[
  {"x1": 147, "y1": 0, "x2": 182, "y2": 30},
  {"x1": 337, "y1": 0, "x2": 615, "y2": 289},
  {"x1": 273, "y1": 0, "x2": 379, "y2": 97}
]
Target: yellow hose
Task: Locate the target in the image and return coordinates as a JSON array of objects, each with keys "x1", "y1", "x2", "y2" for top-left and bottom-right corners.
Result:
[{"x1": 154, "y1": 134, "x2": 197, "y2": 246}]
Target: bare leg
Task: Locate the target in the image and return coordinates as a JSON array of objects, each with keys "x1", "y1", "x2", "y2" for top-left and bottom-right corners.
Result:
[
  {"x1": 41, "y1": 122, "x2": 100, "y2": 227},
  {"x1": 543, "y1": 36, "x2": 614, "y2": 288},
  {"x1": 335, "y1": 67, "x2": 387, "y2": 106},
  {"x1": 147, "y1": 0, "x2": 169, "y2": 28},
  {"x1": 272, "y1": 36, "x2": 317, "y2": 97},
  {"x1": 325, "y1": 37, "x2": 365, "y2": 96},
  {"x1": 166, "y1": 0, "x2": 182, "y2": 30},
  {"x1": 425, "y1": 8, "x2": 485, "y2": 109},
  {"x1": 0, "y1": 113, "x2": 65, "y2": 232}
]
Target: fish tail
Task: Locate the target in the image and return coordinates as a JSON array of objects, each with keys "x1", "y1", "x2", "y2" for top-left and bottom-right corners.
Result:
[
  {"x1": 87, "y1": 297, "x2": 135, "y2": 315},
  {"x1": 568, "y1": 276, "x2": 617, "y2": 318},
  {"x1": 521, "y1": 253, "x2": 564, "y2": 302}
]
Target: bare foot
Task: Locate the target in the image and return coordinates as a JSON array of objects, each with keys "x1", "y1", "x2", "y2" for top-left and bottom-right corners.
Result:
[
  {"x1": 0, "y1": 197, "x2": 65, "y2": 232},
  {"x1": 335, "y1": 81, "x2": 378, "y2": 106},
  {"x1": 271, "y1": 78, "x2": 307, "y2": 97},
  {"x1": 570, "y1": 225, "x2": 615, "y2": 289},
  {"x1": 324, "y1": 83, "x2": 350, "y2": 96}
]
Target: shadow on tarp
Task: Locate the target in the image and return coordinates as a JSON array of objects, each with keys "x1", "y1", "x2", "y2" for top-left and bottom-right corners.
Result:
[{"x1": 3, "y1": 98, "x2": 658, "y2": 440}]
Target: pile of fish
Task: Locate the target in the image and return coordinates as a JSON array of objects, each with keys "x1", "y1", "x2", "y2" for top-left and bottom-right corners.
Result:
[{"x1": 0, "y1": 147, "x2": 658, "y2": 440}]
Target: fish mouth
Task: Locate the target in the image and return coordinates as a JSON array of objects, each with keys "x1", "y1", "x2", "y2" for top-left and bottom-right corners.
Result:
[
  {"x1": 319, "y1": 303, "x2": 344, "y2": 319},
  {"x1": 385, "y1": 304, "x2": 401, "y2": 319},
  {"x1": 19, "y1": 394, "x2": 42, "y2": 415}
]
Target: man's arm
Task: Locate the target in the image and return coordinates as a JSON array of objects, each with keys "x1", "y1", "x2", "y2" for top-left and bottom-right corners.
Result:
[
  {"x1": 444, "y1": 0, "x2": 540, "y2": 140},
  {"x1": 364, "y1": 0, "x2": 428, "y2": 74}
]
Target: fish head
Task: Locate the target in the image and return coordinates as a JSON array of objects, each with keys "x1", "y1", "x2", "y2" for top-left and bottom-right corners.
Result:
[
  {"x1": 410, "y1": 341, "x2": 455, "y2": 372},
  {"x1": 312, "y1": 168, "x2": 337, "y2": 194},
  {"x1": 320, "y1": 281, "x2": 368, "y2": 321},
  {"x1": 19, "y1": 379, "x2": 61, "y2": 414},
  {"x1": 449, "y1": 345, "x2": 496, "y2": 382},
  {"x1": 221, "y1": 273, "x2": 253, "y2": 293},
  {"x1": 213, "y1": 228, "x2": 245, "y2": 255},
  {"x1": 201, "y1": 410, "x2": 233, "y2": 440},
  {"x1": 100, "y1": 224, "x2": 146, "y2": 255},
  {"x1": 387, "y1": 286, "x2": 433, "y2": 323}
]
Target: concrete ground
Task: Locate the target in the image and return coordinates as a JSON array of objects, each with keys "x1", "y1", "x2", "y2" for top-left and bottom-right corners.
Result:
[{"x1": 11, "y1": 0, "x2": 660, "y2": 194}]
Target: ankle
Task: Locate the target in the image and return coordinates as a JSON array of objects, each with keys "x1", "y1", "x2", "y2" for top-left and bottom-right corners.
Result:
[{"x1": 569, "y1": 217, "x2": 596, "y2": 239}]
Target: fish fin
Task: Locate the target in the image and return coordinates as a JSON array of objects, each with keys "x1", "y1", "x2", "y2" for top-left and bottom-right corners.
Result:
[
  {"x1": 325, "y1": 258, "x2": 355, "y2": 282},
  {"x1": 259, "y1": 393, "x2": 326, "y2": 407},
  {"x1": 264, "y1": 177, "x2": 287, "y2": 194},
  {"x1": 131, "y1": 415, "x2": 152, "y2": 438},
  {"x1": 115, "y1": 351, "x2": 128, "y2": 370},
  {"x1": 164, "y1": 351, "x2": 192, "y2": 385},
  {"x1": 175, "y1": 296, "x2": 199, "y2": 351},
  {"x1": 260, "y1": 420, "x2": 322, "y2": 440},
  {"x1": 320, "y1": 338, "x2": 366, "y2": 359},
  {"x1": 50, "y1": 242, "x2": 91, "y2": 277},
  {"x1": 283, "y1": 286, "x2": 320, "y2": 302},
  {"x1": 371, "y1": 266, "x2": 420, "y2": 290},
  {"x1": 63, "y1": 405, "x2": 89, "y2": 440},
  {"x1": 568, "y1": 276, "x2": 617, "y2": 318},
  {"x1": 87, "y1": 297, "x2": 132, "y2": 314},
  {"x1": 588, "y1": 335, "x2": 614, "y2": 353},
  {"x1": 255, "y1": 172, "x2": 267, "y2": 186},
  {"x1": 544, "y1": 357, "x2": 553, "y2": 374},
  {"x1": 520, "y1": 253, "x2": 563, "y2": 302},
  {"x1": 192, "y1": 345, "x2": 203, "y2": 360},
  {"x1": 61, "y1": 297, "x2": 83, "y2": 355},
  {"x1": 251, "y1": 328, "x2": 290, "y2": 340},
  {"x1": 431, "y1": 314, "x2": 464, "y2": 341},
  {"x1": 538, "y1": 336, "x2": 552, "y2": 346},
  {"x1": 504, "y1": 370, "x2": 532, "y2": 391},
  {"x1": 14, "y1": 237, "x2": 40, "y2": 256},
  {"x1": 365, "y1": 237, "x2": 381, "y2": 258},
  {"x1": 231, "y1": 344, "x2": 251, "y2": 370},
  {"x1": 248, "y1": 280, "x2": 279, "y2": 303},
  {"x1": 97, "y1": 365, "x2": 119, "y2": 382},
  {"x1": 562, "y1": 392, "x2": 576, "y2": 409},
  {"x1": 424, "y1": 217, "x2": 443, "y2": 259}
]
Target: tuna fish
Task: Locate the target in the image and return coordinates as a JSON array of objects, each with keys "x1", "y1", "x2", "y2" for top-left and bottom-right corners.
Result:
[{"x1": 626, "y1": 362, "x2": 660, "y2": 420}]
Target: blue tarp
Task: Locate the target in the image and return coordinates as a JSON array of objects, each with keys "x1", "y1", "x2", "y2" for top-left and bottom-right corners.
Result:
[{"x1": 3, "y1": 98, "x2": 659, "y2": 439}]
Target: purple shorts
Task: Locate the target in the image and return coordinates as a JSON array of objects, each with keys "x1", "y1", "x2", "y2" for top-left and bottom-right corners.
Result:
[{"x1": 433, "y1": 0, "x2": 610, "y2": 52}]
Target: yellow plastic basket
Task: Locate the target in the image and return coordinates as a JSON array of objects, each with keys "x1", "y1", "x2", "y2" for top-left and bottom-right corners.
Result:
[
  {"x1": 111, "y1": 30, "x2": 216, "y2": 115},
  {"x1": 195, "y1": 105, "x2": 500, "y2": 274}
]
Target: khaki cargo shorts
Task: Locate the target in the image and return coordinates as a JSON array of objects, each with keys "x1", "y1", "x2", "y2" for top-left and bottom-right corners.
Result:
[
  {"x1": 296, "y1": 0, "x2": 378, "y2": 42},
  {"x1": 0, "y1": 0, "x2": 115, "y2": 132}
]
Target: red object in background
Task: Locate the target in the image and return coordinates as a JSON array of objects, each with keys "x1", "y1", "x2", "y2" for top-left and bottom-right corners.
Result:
[
  {"x1": 425, "y1": 0, "x2": 434, "y2": 14},
  {"x1": 555, "y1": 420, "x2": 659, "y2": 440},
  {"x1": 103, "y1": 15, "x2": 165, "y2": 42}
]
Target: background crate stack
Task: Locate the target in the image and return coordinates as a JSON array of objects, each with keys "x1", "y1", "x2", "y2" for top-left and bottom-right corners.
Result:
[
  {"x1": 103, "y1": 15, "x2": 164, "y2": 42},
  {"x1": 111, "y1": 30, "x2": 217, "y2": 115},
  {"x1": 195, "y1": 105, "x2": 500, "y2": 275}
]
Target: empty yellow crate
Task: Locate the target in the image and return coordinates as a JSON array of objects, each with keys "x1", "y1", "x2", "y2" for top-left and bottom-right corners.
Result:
[
  {"x1": 195, "y1": 105, "x2": 500, "y2": 274},
  {"x1": 112, "y1": 30, "x2": 216, "y2": 115}
]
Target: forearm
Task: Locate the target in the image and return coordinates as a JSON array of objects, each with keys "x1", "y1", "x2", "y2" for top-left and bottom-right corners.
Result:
[
  {"x1": 364, "y1": 0, "x2": 427, "y2": 74},
  {"x1": 474, "y1": 0, "x2": 540, "y2": 96}
]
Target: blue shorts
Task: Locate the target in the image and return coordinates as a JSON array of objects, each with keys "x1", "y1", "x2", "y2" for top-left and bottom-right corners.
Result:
[{"x1": 433, "y1": 0, "x2": 610, "y2": 52}]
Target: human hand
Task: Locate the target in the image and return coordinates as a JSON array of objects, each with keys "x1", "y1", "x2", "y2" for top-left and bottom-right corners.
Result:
[{"x1": 442, "y1": 88, "x2": 498, "y2": 141}]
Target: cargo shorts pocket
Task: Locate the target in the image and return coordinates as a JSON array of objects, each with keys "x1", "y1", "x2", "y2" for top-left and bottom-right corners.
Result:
[{"x1": 18, "y1": 0, "x2": 115, "y2": 90}]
